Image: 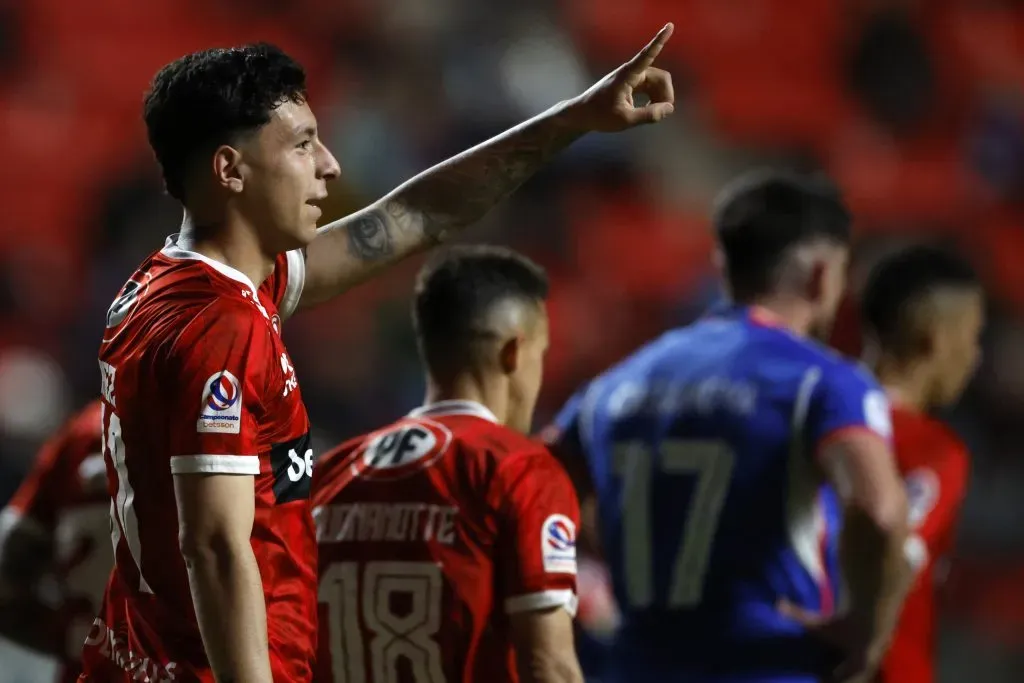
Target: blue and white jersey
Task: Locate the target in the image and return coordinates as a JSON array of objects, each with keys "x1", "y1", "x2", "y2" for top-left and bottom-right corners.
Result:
[{"x1": 550, "y1": 306, "x2": 891, "y2": 682}]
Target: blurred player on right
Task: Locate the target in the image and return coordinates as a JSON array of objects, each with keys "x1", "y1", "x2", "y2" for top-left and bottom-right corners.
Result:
[
  {"x1": 860, "y1": 246, "x2": 983, "y2": 683},
  {"x1": 544, "y1": 171, "x2": 911, "y2": 683},
  {"x1": 312, "y1": 246, "x2": 582, "y2": 683}
]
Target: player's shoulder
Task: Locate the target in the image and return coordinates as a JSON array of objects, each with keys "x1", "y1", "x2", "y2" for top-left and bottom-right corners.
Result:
[
  {"x1": 59, "y1": 400, "x2": 105, "y2": 463},
  {"x1": 311, "y1": 431, "x2": 368, "y2": 507},
  {"x1": 786, "y1": 335, "x2": 881, "y2": 395},
  {"x1": 104, "y1": 241, "x2": 264, "y2": 346},
  {"x1": 68, "y1": 399, "x2": 104, "y2": 436},
  {"x1": 42, "y1": 399, "x2": 104, "y2": 459},
  {"x1": 893, "y1": 406, "x2": 970, "y2": 464},
  {"x1": 416, "y1": 404, "x2": 566, "y2": 481}
]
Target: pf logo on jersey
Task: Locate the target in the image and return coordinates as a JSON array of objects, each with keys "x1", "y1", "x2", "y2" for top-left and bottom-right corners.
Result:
[
  {"x1": 197, "y1": 371, "x2": 242, "y2": 434},
  {"x1": 541, "y1": 514, "x2": 577, "y2": 575}
]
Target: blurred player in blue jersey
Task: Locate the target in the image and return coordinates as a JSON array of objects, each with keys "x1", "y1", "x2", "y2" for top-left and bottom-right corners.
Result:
[{"x1": 544, "y1": 170, "x2": 911, "y2": 683}]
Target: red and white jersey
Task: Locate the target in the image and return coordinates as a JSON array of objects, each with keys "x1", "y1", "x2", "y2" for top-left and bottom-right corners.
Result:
[
  {"x1": 880, "y1": 404, "x2": 970, "y2": 683},
  {"x1": 311, "y1": 400, "x2": 581, "y2": 683},
  {"x1": 80, "y1": 235, "x2": 316, "y2": 683},
  {"x1": 1, "y1": 400, "x2": 107, "y2": 683}
]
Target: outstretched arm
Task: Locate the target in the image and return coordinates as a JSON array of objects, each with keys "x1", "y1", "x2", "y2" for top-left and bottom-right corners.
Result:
[{"x1": 299, "y1": 24, "x2": 675, "y2": 308}]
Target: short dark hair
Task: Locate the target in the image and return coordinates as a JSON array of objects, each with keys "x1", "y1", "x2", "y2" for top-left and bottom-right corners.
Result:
[
  {"x1": 861, "y1": 245, "x2": 979, "y2": 354},
  {"x1": 413, "y1": 245, "x2": 549, "y2": 374},
  {"x1": 714, "y1": 170, "x2": 851, "y2": 299},
  {"x1": 143, "y1": 43, "x2": 307, "y2": 201}
]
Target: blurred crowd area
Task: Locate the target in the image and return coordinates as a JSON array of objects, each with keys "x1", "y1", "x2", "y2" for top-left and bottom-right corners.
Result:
[{"x1": 0, "y1": 0, "x2": 1023, "y2": 680}]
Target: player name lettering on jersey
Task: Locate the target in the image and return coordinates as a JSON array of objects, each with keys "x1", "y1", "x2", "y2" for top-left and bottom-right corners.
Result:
[
  {"x1": 314, "y1": 502, "x2": 458, "y2": 545},
  {"x1": 99, "y1": 361, "x2": 116, "y2": 407},
  {"x1": 605, "y1": 376, "x2": 758, "y2": 420},
  {"x1": 83, "y1": 617, "x2": 178, "y2": 682}
]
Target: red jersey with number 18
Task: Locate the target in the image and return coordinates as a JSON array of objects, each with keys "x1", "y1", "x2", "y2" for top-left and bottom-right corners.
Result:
[
  {"x1": 80, "y1": 235, "x2": 316, "y2": 683},
  {"x1": 310, "y1": 400, "x2": 581, "y2": 683}
]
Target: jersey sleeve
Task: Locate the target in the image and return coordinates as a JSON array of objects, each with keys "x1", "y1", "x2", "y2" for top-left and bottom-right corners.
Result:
[
  {"x1": 259, "y1": 249, "x2": 306, "y2": 320},
  {"x1": 494, "y1": 449, "x2": 581, "y2": 618},
  {"x1": 163, "y1": 302, "x2": 271, "y2": 476},
  {"x1": 903, "y1": 439, "x2": 970, "y2": 570},
  {"x1": 806, "y1": 362, "x2": 892, "y2": 455}
]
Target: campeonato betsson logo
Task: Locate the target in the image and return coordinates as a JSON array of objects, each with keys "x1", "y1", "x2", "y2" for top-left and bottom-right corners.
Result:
[
  {"x1": 546, "y1": 517, "x2": 576, "y2": 551},
  {"x1": 541, "y1": 514, "x2": 577, "y2": 575},
  {"x1": 198, "y1": 371, "x2": 242, "y2": 434},
  {"x1": 207, "y1": 374, "x2": 240, "y2": 411}
]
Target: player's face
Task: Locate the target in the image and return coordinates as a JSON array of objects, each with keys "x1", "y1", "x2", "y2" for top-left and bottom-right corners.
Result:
[
  {"x1": 508, "y1": 305, "x2": 550, "y2": 434},
  {"x1": 810, "y1": 245, "x2": 850, "y2": 340},
  {"x1": 931, "y1": 289, "x2": 985, "y2": 406},
  {"x1": 237, "y1": 100, "x2": 341, "y2": 252}
]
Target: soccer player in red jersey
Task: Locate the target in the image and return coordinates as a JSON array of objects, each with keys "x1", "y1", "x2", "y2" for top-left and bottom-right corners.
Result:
[
  {"x1": 83, "y1": 26, "x2": 675, "y2": 683},
  {"x1": 860, "y1": 246, "x2": 983, "y2": 683},
  {"x1": 312, "y1": 246, "x2": 583, "y2": 683},
  {"x1": 0, "y1": 400, "x2": 107, "y2": 682}
]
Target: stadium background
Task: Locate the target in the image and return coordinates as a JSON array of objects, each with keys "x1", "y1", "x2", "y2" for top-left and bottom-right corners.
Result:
[{"x1": 0, "y1": 0, "x2": 1023, "y2": 680}]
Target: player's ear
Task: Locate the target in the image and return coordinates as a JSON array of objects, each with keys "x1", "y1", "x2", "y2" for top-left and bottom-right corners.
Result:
[
  {"x1": 712, "y1": 248, "x2": 726, "y2": 276},
  {"x1": 212, "y1": 144, "x2": 245, "y2": 194},
  {"x1": 498, "y1": 335, "x2": 522, "y2": 376},
  {"x1": 805, "y1": 259, "x2": 827, "y2": 304},
  {"x1": 916, "y1": 322, "x2": 939, "y2": 360}
]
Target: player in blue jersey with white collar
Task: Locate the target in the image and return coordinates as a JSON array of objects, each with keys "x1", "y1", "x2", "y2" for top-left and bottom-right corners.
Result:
[{"x1": 545, "y1": 171, "x2": 911, "y2": 683}]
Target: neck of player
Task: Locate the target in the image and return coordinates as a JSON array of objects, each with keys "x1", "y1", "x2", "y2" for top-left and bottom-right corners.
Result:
[
  {"x1": 746, "y1": 296, "x2": 816, "y2": 337},
  {"x1": 424, "y1": 371, "x2": 510, "y2": 426},
  {"x1": 178, "y1": 213, "x2": 277, "y2": 289},
  {"x1": 873, "y1": 354, "x2": 934, "y2": 412}
]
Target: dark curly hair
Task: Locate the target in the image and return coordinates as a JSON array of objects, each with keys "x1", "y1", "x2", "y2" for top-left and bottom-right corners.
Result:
[{"x1": 143, "y1": 43, "x2": 307, "y2": 201}]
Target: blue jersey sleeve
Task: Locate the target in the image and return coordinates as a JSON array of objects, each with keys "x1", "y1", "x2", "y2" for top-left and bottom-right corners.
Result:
[{"x1": 806, "y1": 361, "x2": 892, "y2": 452}]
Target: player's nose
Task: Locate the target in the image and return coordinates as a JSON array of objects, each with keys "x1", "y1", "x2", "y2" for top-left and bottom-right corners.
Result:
[{"x1": 317, "y1": 140, "x2": 341, "y2": 181}]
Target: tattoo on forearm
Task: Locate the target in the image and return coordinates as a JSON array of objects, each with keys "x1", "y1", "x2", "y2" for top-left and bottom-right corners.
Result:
[
  {"x1": 346, "y1": 211, "x2": 394, "y2": 261},
  {"x1": 389, "y1": 111, "x2": 582, "y2": 245}
]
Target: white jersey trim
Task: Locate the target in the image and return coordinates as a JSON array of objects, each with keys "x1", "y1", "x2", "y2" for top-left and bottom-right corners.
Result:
[
  {"x1": 505, "y1": 589, "x2": 578, "y2": 617},
  {"x1": 162, "y1": 233, "x2": 260, "y2": 297},
  {"x1": 279, "y1": 249, "x2": 306, "y2": 321},
  {"x1": 408, "y1": 400, "x2": 499, "y2": 424},
  {"x1": 170, "y1": 455, "x2": 261, "y2": 475},
  {"x1": 785, "y1": 366, "x2": 834, "y2": 609}
]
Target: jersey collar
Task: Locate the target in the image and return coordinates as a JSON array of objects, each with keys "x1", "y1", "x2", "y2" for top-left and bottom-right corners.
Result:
[
  {"x1": 408, "y1": 400, "x2": 499, "y2": 424},
  {"x1": 707, "y1": 303, "x2": 788, "y2": 329},
  {"x1": 161, "y1": 233, "x2": 260, "y2": 297}
]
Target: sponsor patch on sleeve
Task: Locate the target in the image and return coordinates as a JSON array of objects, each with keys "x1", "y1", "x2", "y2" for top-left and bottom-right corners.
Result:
[
  {"x1": 197, "y1": 371, "x2": 242, "y2": 434},
  {"x1": 905, "y1": 467, "x2": 940, "y2": 529},
  {"x1": 541, "y1": 514, "x2": 577, "y2": 575}
]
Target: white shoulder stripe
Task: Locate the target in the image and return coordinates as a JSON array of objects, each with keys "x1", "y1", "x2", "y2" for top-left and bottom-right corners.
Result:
[{"x1": 279, "y1": 249, "x2": 306, "y2": 321}]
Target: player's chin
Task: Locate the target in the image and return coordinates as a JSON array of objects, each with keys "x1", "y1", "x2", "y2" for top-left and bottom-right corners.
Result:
[{"x1": 290, "y1": 215, "x2": 321, "y2": 248}]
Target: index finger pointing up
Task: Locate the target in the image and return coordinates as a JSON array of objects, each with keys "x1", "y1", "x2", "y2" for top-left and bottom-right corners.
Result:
[{"x1": 625, "y1": 23, "x2": 674, "y2": 74}]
